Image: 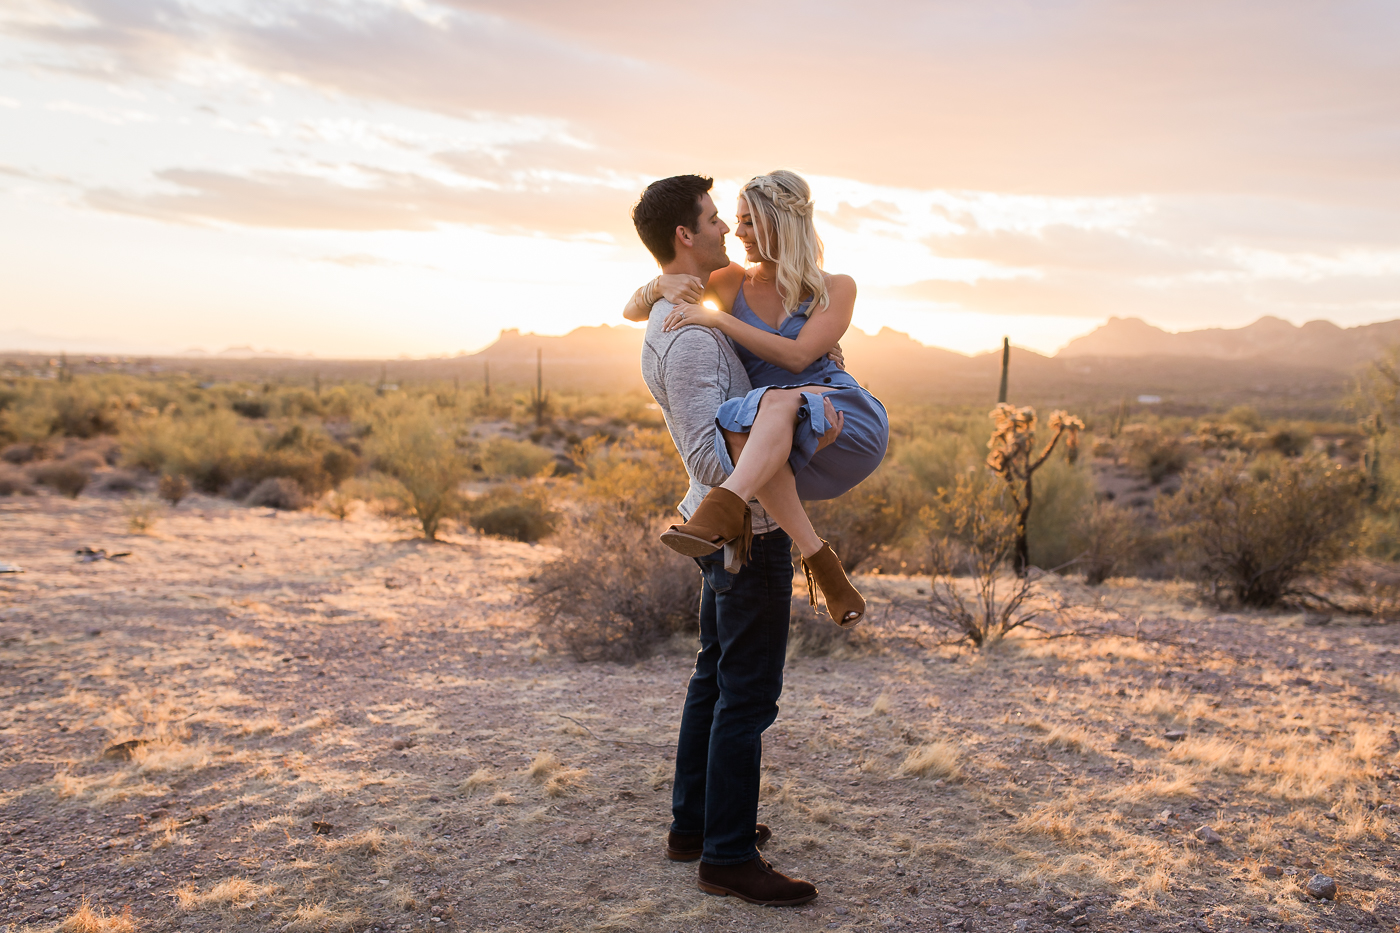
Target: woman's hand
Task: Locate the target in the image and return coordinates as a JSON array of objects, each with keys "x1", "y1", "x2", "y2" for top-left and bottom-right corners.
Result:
[
  {"x1": 663, "y1": 301, "x2": 728, "y2": 333},
  {"x1": 659, "y1": 274, "x2": 704, "y2": 305}
]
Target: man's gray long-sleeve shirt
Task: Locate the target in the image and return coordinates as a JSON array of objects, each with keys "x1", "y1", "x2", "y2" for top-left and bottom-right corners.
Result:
[{"x1": 641, "y1": 299, "x2": 777, "y2": 536}]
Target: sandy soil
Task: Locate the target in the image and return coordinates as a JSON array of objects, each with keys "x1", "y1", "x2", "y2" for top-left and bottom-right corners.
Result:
[{"x1": 2, "y1": 493, "x2": 1399, "y2": 933}]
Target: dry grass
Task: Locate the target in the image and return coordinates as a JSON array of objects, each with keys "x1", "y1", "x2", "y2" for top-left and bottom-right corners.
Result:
[
  {"x1": 176, "y1": 877, "x2": 266, "y2": 910},
  {"x1": 284, "y1": 901, "x2": 360, "y2": 932},
  {"x1": 544, "y1": 767, "x2": 589, "y2": 797},
  {"x1": 899, "y1": 742, "x2": 960, "y2": 779},
  {"x1": 58, "y1": 901, "x2": 137, "y2": 933}
]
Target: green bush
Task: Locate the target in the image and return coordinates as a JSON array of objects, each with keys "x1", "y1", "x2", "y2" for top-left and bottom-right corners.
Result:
[
  {"x1": 1158, "y1": 454, "x2": 1365, "y2": 607},
  {"x1": 1070, "y1": 501, "x2": 1150, "y2": 585},
  {"x1": 1024, "y1": 451, "x2": 1097, "y2": 571},
  {"x1": 467, "y1": 486, "x2": 557, "y2": 542},
  {"x1": 478, "y1": 437, "x2": 556, "y2": 479},
  {"x1": 368, "y1": 403, "x2": 470, "y2": 541},
  {"x1": 569, "y1": 430, "x2": 689, "y2": 525},
  {"x1": 1120, "y1": 424, "x2": 1191, "y2": 484}
]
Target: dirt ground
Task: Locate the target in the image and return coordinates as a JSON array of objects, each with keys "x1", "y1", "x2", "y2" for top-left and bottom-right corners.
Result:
[{"x1": 2, "y1": 493, "x2": 1399, "y2": 933}]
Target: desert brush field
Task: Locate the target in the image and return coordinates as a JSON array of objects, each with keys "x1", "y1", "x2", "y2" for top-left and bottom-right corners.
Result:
[{"x1": 2, "y1": 494, "x2": 1398, "y2": 933}]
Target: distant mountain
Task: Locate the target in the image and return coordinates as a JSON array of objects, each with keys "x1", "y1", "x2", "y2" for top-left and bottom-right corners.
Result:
[{"x1": 1058, "y1": 315, "x2": 1400, "y2": 367}]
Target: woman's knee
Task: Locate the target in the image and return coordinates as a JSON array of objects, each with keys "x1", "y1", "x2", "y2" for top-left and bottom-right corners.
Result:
[{"x1": 756, "y1": 388, "x2": 803, "y2": 417}]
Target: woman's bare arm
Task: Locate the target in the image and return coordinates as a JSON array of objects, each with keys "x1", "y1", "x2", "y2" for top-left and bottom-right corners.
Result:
[{"x1": 665, "y1": 274, "x2": 856, "y2": 374}]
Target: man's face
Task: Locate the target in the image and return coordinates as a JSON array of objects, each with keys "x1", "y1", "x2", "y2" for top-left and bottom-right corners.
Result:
[{"x1": 688, "y1": 193, "x2": 731, "y2": 272}]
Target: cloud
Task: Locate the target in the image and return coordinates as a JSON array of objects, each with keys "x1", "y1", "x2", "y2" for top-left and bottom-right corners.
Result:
[
  {"x1": 924, "y1": 224, "x2": 1236, "y2": 278},
  {"x1": 10, "y1": 0, "x2": 1399, "y2": 198},
  {"x1": 84, "y1": 164, "x2": 640, "y2": 237}
]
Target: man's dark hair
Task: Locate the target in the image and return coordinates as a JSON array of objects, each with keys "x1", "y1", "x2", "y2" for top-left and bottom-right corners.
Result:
[{"x1": 631, "y1": 174, "x2": 714, "y2": 264}]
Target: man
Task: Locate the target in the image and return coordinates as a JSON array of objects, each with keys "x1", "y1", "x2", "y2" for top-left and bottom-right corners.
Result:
[{"x1": 632, "y1": 175, "x2": 830, "y2": 906}]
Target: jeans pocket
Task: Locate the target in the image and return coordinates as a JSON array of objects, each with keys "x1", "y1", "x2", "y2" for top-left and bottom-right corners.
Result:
[{"x1": 694, "y1": 553, "x2": 735, "y2": 594}]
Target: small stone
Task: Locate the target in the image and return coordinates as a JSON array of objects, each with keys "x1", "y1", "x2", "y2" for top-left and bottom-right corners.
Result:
[
  {"x1": 1014, "y1": 921, "x2": 1029, "y2": 933},
  {"x1": 946, "y1": 921, "x2": 964, "y2": 930},
  {"x1": 311, "y1": 821, "x2": 333, "y2": 835},
  {"x1": 1261, "y1": 865, "x2": 1284, "y2": 879},
  {"x1": 834, "y1": 906, "x2": 849, "y2": 915},
  {"x1": 1304, "y1": 873, "x2": 1337, "y2": 901},
  {"x1": 1054, "y1": 901, "x2": 1087, "y2": 919},
  {"x1": 572, "y1": 832, "x2": 592, "y2": 845},
  {"x1": 1194, "y1": 825, "x2": 1224, "y2": 845},
  {"x1": 390, "y1": 736, "x2": 415, "y2": 750},
  {"x1": 1071, "y1": 916, "x2": 1090, "y2": 928},
  {"x1": 1164, "y1": 730, "x2": 1188, "y2": 742}
]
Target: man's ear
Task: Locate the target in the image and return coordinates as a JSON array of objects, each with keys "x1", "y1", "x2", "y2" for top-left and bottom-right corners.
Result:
[{"x1": 674, "y1": 224, "x2": 694, "y2": 252}]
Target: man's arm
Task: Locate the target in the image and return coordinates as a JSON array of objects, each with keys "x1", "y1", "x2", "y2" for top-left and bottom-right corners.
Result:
[{"x1": 658, "y1": 329, "x2": 735, "y2": 487}]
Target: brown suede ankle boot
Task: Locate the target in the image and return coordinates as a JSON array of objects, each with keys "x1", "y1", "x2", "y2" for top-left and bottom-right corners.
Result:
[
  {"x1": 801, "y1": 541, "x2": 866, "y2": 628},
  {"x1": 660, "y1": 487, "x2": 752, "y2": 560},
  {"x1": 697, "y1": 855, "x2": 817, "y2": 906},
  {"x1": 664, "y1": 824, "x2": 771, "y2": 862}
]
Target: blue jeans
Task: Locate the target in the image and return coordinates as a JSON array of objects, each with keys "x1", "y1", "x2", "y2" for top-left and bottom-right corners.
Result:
[{"x1": 671, "y1": 529, "x2": 793, "y2": 865}]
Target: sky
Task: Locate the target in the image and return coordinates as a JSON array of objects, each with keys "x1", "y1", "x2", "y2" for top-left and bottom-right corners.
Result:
[{"x1": 1, "y1": 0, "x2": 1398, "y2": 358}]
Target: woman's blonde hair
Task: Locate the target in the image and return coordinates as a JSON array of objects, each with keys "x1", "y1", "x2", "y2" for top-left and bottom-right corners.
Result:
[{"x1": 741, "y1": 170, "x2": 828, "y2": 316}]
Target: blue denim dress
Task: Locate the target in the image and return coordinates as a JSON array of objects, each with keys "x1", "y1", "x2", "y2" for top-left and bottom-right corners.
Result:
[{"x1": 714, "y1": 287, "x2": 890, "y2": 501}]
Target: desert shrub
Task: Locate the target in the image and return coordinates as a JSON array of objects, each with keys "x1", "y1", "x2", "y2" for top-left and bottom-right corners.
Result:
[
  {"x1": 1158, "y1": 454, "x2": 1365, "y2": 607},
  {"x1": 478, "y1": 437, "x2": 555, "y2": 479},
  {"x1": 99, "y1": 470, "x2": 144, "y2": 494},
  {"x1": 467, "y1": 486, "x2": 557, "y2": 542},
  {"x1": 569, "y1": 430, "x2": 689, "y2": 523},
  {"x1": 1327, "y1": 559, "x2": 1400, "y2": 623},
  {"x1": 804, "y1": 460, "x2": 925, "y2": 573},
  {"x1": 1070, "y1": 501, "x2": 1150, "y2": 585},
  {"x1": 1268, "y1": 426, "x2": 1313, "y2": 457},
  {"x1": 367, "y1": 404, "x2": 470, "y2": 541},
  {"x1": 242, "y1": 424, "x2": 358, "y2": 495},
  {"x1": 158, "y1": 473, "x2": 191, "y2": 506},
  {"x1": 231, "y1": 399, "x2": 270, "y2": 418},
  {"x1": 1120, "y1": 423, "x2": 1190, "y2": 484},
  {"x1": 1225, "y1": 405, "x2": 1266, "y2": 432},
  {"x1": 787, "y1": 595, "x2": 870, "y2": 657},
  {"x1": 124, "y1": 498, "x2": 161, "y2": 534},
  {"x1": 924, "y1": 474, "x2": 1051, "y2": 648},
  {"x1": 320, "y1": 488, "x2": 355, "y2": 521},
  {"x1": 1025, "y1": 451, "x2": 1097, "y2": 571},
  {"x1": 2, "y1": 442, "x2": 43, "y2": 464},
  {"x1": 533, "y1": 509, "x2": 701, "y2": 661},
  {"x1": 0, "y1": 465, "x2": 34, "y2": 496},
  {"x1": 30, "y1": 460, "x2": 89, "y2": 498},
  {"x1": 120, "y1": 409, "x2": 259, "y2": 492},
  {"x1": 245, "y1": 477, "x2": 307, "y2": 510}
]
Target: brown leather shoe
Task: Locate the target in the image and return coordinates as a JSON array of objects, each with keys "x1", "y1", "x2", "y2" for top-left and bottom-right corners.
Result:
[
  {"x1": 697, "y1": 855, "x2": 817, "y2": 906},
  {"x1": 665, "y1": 824, "x2": 771, "y2": 862}
]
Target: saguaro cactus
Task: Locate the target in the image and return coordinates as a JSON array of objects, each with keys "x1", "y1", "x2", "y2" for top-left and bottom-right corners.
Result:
[{"x1": 985, "y1": 404, "x2": 1085, "y2": 575}]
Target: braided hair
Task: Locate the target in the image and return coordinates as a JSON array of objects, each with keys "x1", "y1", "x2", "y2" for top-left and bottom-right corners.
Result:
[{"x1": 741, "y1": 170, "x2": 828, "y2": 316}]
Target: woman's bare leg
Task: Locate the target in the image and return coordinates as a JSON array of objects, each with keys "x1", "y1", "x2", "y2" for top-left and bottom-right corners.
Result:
[
  {"x1": 754, "y1": 463, "x2": 824, "y2": 558},
  {"x1": 719, "y1": 386, "x2": 827, "y2": 502}
]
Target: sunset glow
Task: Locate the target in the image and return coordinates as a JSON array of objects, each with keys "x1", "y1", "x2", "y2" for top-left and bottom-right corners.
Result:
[{"x1": 2, "y1": 2, "x2": 1397, "y2": 357}]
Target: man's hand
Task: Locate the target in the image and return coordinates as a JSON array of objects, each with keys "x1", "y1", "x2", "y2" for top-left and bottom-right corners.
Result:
[
  {"x1": 826, "y1": 341, "x2": 845, "y2": 370},
  {"x1": 659, "y1": 273, "x2": 705, "y2": 305},
  {"x1": 815, "y1": 396, "x2": 844, "y2": 452}
]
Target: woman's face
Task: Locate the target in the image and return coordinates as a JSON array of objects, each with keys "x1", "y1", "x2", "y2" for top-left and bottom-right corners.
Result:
[{"x1": 735, "y1": 195, "x2": 764, "y2": 263}]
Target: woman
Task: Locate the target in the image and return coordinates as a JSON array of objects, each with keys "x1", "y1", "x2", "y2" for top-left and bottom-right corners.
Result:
[{"x1": 622, "y1": 170, "x2": 889, "y2": 627}]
